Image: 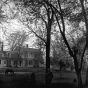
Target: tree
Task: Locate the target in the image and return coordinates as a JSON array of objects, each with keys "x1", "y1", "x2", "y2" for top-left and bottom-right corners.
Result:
[
  {"x1": 79, "y1": 0, "x2": 88, "y2": 85},
  {"x1": 0, "y1": 0, "x2": 9, "y2": 46},
  {"x1": 46, "y1": 0, "x2": 87, "y2": 88},
  {"x1": 5, "y1": 0, "x2": 87, "y2": 87},
  {"x1": 6, "y1": 30, "x2": 30, "y2": 51},
  {"x1": 9, "y1": 1, "x2": 55, "y2": 87},
  {"x1": 0, "y1": 41, "x2": 3, "y2": 51},
  {"x1": 0, "y1": 0, "x2": 7, "y2": 23},
  {"x1": 34, "y1": 31, "x2": 46, "y2": 64},
  {"x1": 51, "y1": 33, "x2": 67, "y2": 64},
  {"x1": 6, "y1": 30, "x2": 30, "y2": 67}
]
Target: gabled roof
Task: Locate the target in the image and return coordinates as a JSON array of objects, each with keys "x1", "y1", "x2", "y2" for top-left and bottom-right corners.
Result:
[
  {"x1": 15, "y1": 47, "x2": 41, "y2": 53},
  {"x1": 0, "y1": 47, "x2": 41, "y2": 60},
  {"x1": 0, "y1": 51, "x2": 8, "y2": 56},
  {"x1": 0, "y1": 51, "x2": 20, "y2": 60},
  {"x1": 9, "y1": 51, "x2": 19, "y2": 59},
  {"x1": 20, "y1": 47, "x2": 40, "y2": 53}
]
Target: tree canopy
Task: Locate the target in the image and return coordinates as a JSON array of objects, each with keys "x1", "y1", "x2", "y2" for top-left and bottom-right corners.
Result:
[{"x1": 1, "y1": 0, "x2": 88, "y2": 87}]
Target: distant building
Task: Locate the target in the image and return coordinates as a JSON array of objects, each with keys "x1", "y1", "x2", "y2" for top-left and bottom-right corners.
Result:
[
  {"x1": 0, "y1": 47, "x2": 42, "y2": 68},
  {"x1": 0, "y1": 51, "x2": 7, "y2": 68}
]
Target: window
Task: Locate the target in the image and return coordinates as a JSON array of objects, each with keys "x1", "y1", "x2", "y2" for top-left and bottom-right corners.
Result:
[
  {"x1": 8, "y1": 60, "x2": 12, "y2": 67},
  {"x1": 7, "y1": 53, "x2": 9, "y2": 57},
  {"x1": 9, "y1": 60, "x2": 11, "y2": 65},
  {"x1": 19, "y1": 61, "x2": 21, "y2": 66},
  {"x1": 28, "y1": 53, "x2": 33, "y2": 58},
  {"x1": 21, "y1": 55, "x2": 24, "y2": 58},
  {"x1": 29, "y1": 60, "x2": 32, "y2": 65},
  {"x1": 28, "y1": 53, "x2": 31, "y2": 58},
  {"x1": 4, "y1": 61, "x2": 6, "y2": 64},
  {"x1": 0, "y1": 53, "x2": 2, "y2": 57},
  {"x1": 35, "y1": 54, "x2": 38, "y2": 58},
  {"x1": 31, "y1": 53, "x2": 33, "y2": 58},
  {"x1": 0, "y1": 60, "x2": 1, "y2": 64},
  {"x1": 7, "y1": 53, "x2": 11, "y2": 57},
  {"x1": 29, "y1": 60, "x2": 30, "y2": 65},
  {"x1": 35, "y1": 54, "x2": 36, "y2": 58}
]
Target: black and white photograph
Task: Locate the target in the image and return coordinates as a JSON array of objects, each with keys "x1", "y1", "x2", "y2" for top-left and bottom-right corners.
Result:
[{"x1": 0, "y1": 0, "x2": 88, "y2": 88}]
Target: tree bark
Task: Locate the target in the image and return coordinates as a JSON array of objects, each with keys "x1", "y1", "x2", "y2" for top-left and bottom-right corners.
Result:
[
  {"x1": 45, "y1": 8, "x2": 54, "y2": 87},
  {"x1": 73, "y1": 55, "x2": 82, "y2": 88},
  {"x1": 86, "y1": 67, "x2": 88, "y2": 85},
  {"x1": 45, "y1": 24, "x2": 51, "y2": 87},
  {"x1": 46, "y1": 28, "x2": 51, "y2": 73},
  {"x1": 77, "y1": 72, "x2": 82, "y2": 88}
]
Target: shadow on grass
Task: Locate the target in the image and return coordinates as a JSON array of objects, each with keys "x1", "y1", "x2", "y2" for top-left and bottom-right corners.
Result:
[
  {"x1": 0, "y1": 74, "x2": 77, "y2": 88},
  {"x1": 50, "y1": 83, "x2": 77, "y2": 88},
  {"x1": 0, "y1": 79, "x2": 77, "y2": 88}
]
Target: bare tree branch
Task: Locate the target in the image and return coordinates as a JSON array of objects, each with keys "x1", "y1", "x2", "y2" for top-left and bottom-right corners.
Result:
[{"x1": 25, "y1": 23, "x2": 47, "y2": 44}]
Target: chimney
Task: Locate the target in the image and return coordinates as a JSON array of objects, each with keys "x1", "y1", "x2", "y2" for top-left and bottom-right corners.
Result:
[
  {"x1": 26, "y1": 44, "x2": 28, "y2": 48},
  {"x1": 1, "y1": 42, "x2": 3, "y2": 51}
]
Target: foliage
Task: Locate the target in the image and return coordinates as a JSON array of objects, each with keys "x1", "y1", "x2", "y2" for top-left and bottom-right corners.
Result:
[
  {"x1": 46, "y1": 0, "x2": 87, "y2": 87},
  {"x1": 51, "y1": 33, "x2": 74, "y2": 69},
  {"x1": 3, "y1": 0, "x2": 88, "y2": 87},
  {"x1": 0, "y1": 1, "x2": 7, "y2": 23},
  {"x1": 6, "y1": 30, "x2": 30, "y2": 51}
]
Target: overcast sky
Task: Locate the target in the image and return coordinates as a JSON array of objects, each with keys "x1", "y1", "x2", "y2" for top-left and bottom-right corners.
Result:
[{"x1": 0, "y1": 18, "x2": 36, "y2": 50}]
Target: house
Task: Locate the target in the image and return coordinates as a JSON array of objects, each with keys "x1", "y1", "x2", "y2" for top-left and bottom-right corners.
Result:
[
  {"x1": 0, "y1": 47, "x2": 42, "y2": 68},
  {"x1": 0, "y1": 51, "x2": 7, "y2": 68}
]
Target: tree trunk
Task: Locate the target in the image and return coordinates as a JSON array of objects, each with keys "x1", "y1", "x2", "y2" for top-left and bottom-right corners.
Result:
[
  {"x1": 45, "y1": 8, "x2": 54, "y2": 87},
  {"x1": 46, "y1": 32, "x2": 50, "y2": 73},
  {"x1": 77, "y1": 72, "x2": 82, "y2": 88},
  {"x1": 86, "y1": 67, "x2": 88, "y2": 85},
  {"x1": 60, "y1": 66, "x2": 62, "y2": 78},
  {"x1": 45, "y1": 26, "x2": 51, "y2": 87}
]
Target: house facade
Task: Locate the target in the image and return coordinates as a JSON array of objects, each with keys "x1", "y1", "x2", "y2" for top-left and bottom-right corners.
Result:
[
  {"x1": 0, "y1": 47, "x2": 42, "y2": 68},
  {"x1": 0, "y1": 51, "x2": 8, "y2": 68}
]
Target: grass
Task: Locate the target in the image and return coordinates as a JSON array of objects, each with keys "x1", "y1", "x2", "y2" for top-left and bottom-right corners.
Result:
[
  {"x1": 0, "y1": 74, "x2": 77, "y2": 88},
  {"x1": 0, "y1": 67, "x2": 86, "y2": 88}
]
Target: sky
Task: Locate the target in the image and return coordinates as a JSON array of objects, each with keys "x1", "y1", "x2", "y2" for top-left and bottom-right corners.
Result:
[
  {"x1": 0, "y1": 19, "x2": 37, "y2": 50},
  {"x1": 0, "y1": 0, "x2": 85, "y2": 51},
  {"x1": 0, "y1": 1, "x2": 40, "y2": 51}
]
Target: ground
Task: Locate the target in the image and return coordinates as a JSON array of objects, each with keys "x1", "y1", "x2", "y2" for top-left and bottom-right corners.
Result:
[{"x1": 0, "y1": 67, "x2": 87, "y2": 88}]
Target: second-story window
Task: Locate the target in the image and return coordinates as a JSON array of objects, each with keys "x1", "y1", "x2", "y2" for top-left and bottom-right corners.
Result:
[
  {"x1": 19, "y1": 61, "x2": 22, "y2": 66},
  {"x1": 8, "y1": 53, "x2": 11, "y2": 57},
  {"x1": 29, "y1": 60, "x2": 32, "y2": 65},
  {"x1": 4, "y1": 60, "x2": 6, "y2": 64},
  {"x1": 28, "y1": 53, "x2": 33, "y2": 58},
  {"x1": 21, "y1": 55, "x2": 24, "y2": 58},
  {"x1": 35, "y1": 54, "x2": 38, "y2": 58},
  {"x1": 0, "y1": 60, "x2": 1, "y2": 64},
  {"x1": 0, "y1": 53, "x2": 2, "y2": 57},
  {"x1": 9, "y1": 60, "x2": 11, "y2": 65}
]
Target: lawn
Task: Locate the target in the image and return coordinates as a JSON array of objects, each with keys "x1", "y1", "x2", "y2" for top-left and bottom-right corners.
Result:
[{"x1": 0, "y1": 67, "x2": 86, "y2": 88}]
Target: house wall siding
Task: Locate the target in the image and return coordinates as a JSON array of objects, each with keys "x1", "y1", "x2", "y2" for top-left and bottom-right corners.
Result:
[
  {"x1": 0, "y1": 48, "x2": 42, "y2": 68},
  {"x1": 0, "y1": 60, "x2": 6, "y2": 68}
]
